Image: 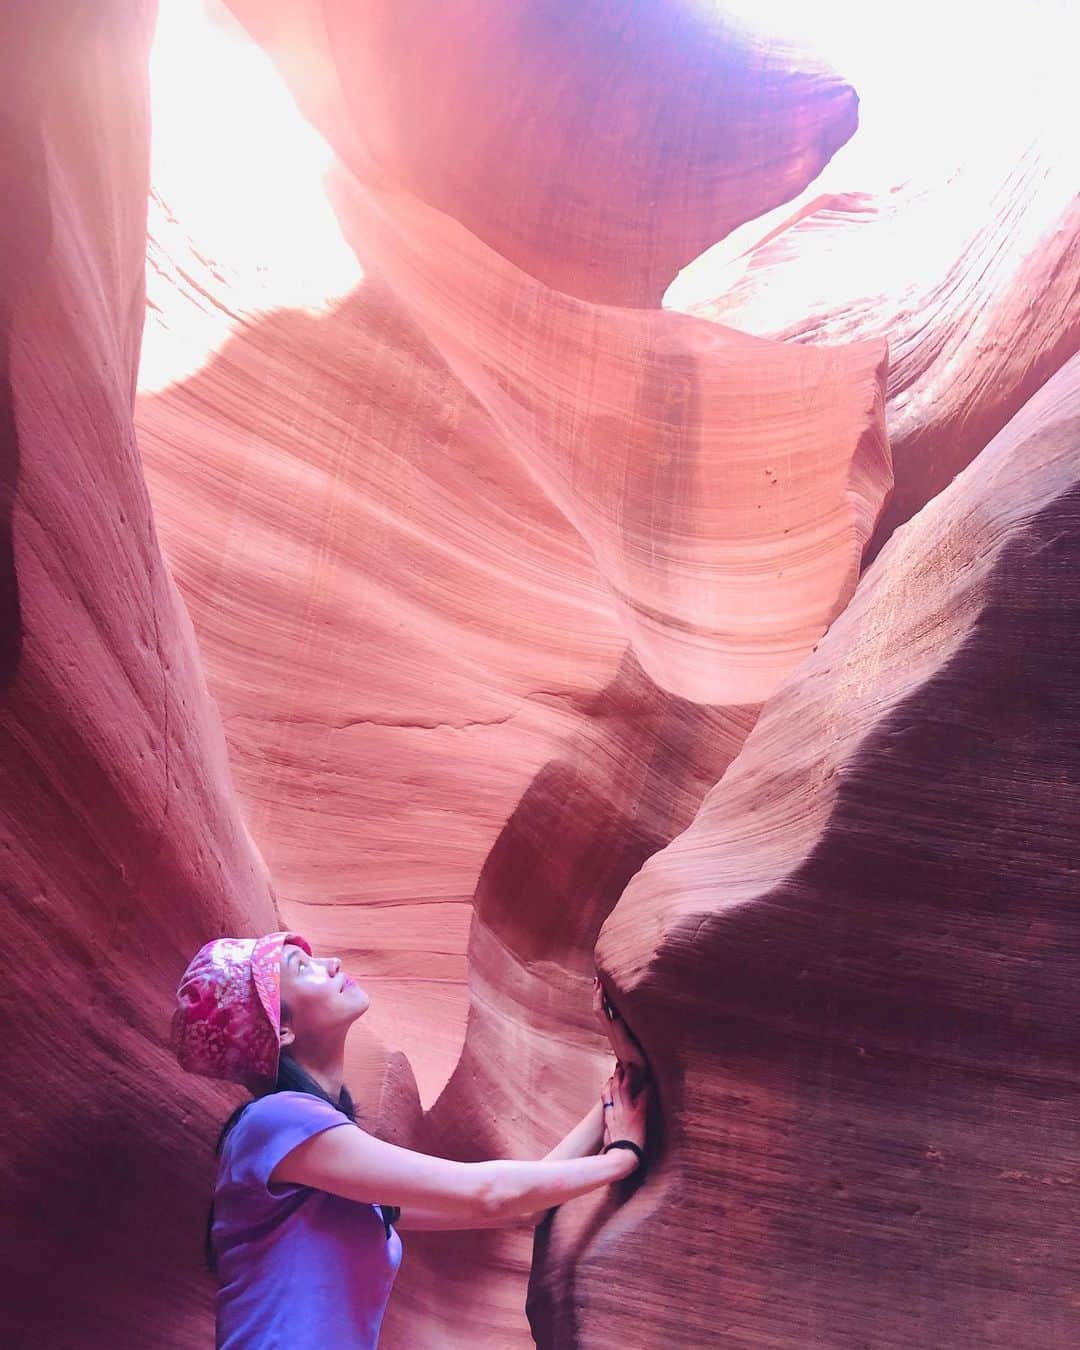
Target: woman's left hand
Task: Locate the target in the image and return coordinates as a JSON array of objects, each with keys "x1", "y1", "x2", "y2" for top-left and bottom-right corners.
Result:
[
  {"x1": 600, "y1": 1070, "x2": 617, "y2": 1148},
  {"x1": 591, "y1": 975, "x2": 615, "y2": 1035},
  {"x1": 593, "y1": 976, "x2": 651, "y2": 1101}
]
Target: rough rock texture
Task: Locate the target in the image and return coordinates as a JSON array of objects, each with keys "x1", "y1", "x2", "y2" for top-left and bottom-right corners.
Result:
[{"x1": 535, "y1": 355, "x2": 1080, "y2": 1349}]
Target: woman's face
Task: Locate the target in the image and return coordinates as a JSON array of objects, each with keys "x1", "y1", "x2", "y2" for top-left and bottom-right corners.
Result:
[{"x1": 278, "y1": 943, "x2": 369, "y2": 1047}]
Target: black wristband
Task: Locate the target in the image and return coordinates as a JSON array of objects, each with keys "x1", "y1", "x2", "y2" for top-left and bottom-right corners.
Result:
[{"x1": 602, "y1": 1139, "x2": 645, "y2": 1172}]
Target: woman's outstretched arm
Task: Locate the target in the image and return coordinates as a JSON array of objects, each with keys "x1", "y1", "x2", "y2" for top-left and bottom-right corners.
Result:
[
  {"x1": 273, "y1": 1127, "x2": 636, "y2": 1218},
  {"x1": 392, "y1": 986, "x2": 649, "y2": 1231},
  {"x1": 273, "y1": 1069, "x2": 648, "y2": 1230},
  {"x1": 542, "y1": 1098, "x2": 605, "y2": 1162},
  {"x1": 395, "y1": 1099, "x2": 608, "y2": 1231}
]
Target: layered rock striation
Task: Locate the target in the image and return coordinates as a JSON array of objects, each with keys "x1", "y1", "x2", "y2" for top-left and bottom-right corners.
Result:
[
  {"x1": 557, "y1": 356, "x2": 1080, "y2": 1348},
  {"x1": 668, "y1": 58, "x2": 1080, "y2": 564},
  {"x1": 1, "y1": 4, "x2": 277, "y2": 1345},
  {"x1": 3, "y1": 1, "x2": 1078, "y2": 1347}
]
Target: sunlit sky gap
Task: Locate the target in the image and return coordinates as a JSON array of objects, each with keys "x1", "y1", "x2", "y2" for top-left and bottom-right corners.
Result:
[
  {"x1": 668, "y1": 0, "x2": 1077, "y2": 309},
  {"x1": 139, "y1": 0, "x2": 362, "y2": 394}
]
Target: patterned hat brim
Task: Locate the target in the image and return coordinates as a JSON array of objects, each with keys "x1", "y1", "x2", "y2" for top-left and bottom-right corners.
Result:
[{"x1": 253, "y1": 930, "x2": 312, "y2": 1029}]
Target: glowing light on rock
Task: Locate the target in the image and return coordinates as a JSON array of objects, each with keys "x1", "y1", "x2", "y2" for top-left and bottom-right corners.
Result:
[
  {"x1": 139, "y1": 0, "x2": 362, "y2": 394},
  {"x1": 669, "y1": 0, "x2": 1077, "y2": 310}
]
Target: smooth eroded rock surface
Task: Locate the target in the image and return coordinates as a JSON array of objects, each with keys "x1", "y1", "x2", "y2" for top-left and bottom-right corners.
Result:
[
  {"x1": 1, "y1": 5, "x2": 276, "y2": 1345},
  {"x1": 668, "y1": 60, "x2": 1080, "y2": 563},
  {"x1": 5, "y1": 1, "x2": 1078, "y2": 1347},
  {"x1": 217, "y1": 1, "x2": 893, "y2": 709},
  {"x1": 547, "y1": 355, "x2": 1080, "y2": 1348},
  {"x1": 381, "y1": 655, "x2": 758, "y2": 1345},
  {"x1": 224, "y1": 0, "x2": 861, "y2": 306},
  {"x1": 324, "y1": 171, "x2": 892, "y2": 706},
  {"x1": 136, "y1": 0, "x2": 890, "y2": 1119}
]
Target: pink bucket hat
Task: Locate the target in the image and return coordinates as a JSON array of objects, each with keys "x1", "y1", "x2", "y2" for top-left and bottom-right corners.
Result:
[{"x1": 171, "y1": 931, "x2": 312, "y2": 1091}]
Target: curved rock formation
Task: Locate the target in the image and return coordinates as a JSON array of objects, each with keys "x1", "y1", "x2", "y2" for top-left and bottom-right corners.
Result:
[
  {"x1": 549, "y1": 355, "x2": 1080, "y2": 1348},
  {"x1": 669, "y1": 88, "x2": 1080, "y2": 564},
  {"x1": 215, "y1": 3, "x2": 891, "y2": 712},
  {"x1": 136, "y1": 0, "x2": 889, "y2": 1116},
  {"x1": 381, "y1": 655, "x2": 758, "y2": 1345},
  {"x1": 324, "y1": 171, "x2": 891, "y2": 707},
  {"x1": 223, "y1": 0, "x2": 860, "y2": 307},
  {"x1": 136, "y1": 279, "x2": 632, "y2": 1103},
  {"x1": 0, "y1": 5, "x2": 277, "y2": 1345},
  {"x1": 5, "y1": 1, "x2": 1079, "y2": 1347}
]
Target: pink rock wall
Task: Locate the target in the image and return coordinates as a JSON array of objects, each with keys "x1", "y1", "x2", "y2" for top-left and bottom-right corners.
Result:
[
  {"x1": 669, "y1": 81, "x2": 1080, "y2": 564},
  {"x1": 1, "y1": 4, "x2": 276, "y2": 1345},
  {"x1": 573, "y1": 355, "x2": 1080, "y2": 1348},
  {"x1": 226, "y1": 0, "x2": 861, "y2": 307},
  {"x1": 325, "y1": 171, "x2": 891, "y2": 707},
  {"x1": 136, "y1": 0, "x2": 889, "y2": 1100},
  {"x1": 135, "y1": 7, "x2": 889, "y2": 1339},
  {"x1": 382, "y1": 657, "x2": 758, "y2": 1344}
]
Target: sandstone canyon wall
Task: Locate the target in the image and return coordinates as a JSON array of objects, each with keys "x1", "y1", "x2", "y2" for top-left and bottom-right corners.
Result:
[
  {"x1": 544, "y1": 352, "x2": 1080, "y2": 1348},
  {"x1": 3, "y1": 1, "x2": 1078, "y2": 1347},
  {"x1": 1, "y1": 4, "x2": 277, "y2": 1345}
]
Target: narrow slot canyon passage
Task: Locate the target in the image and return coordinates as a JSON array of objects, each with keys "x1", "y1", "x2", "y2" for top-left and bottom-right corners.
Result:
[{"x1": 1, "y1": 2, "x2": 1078, "y2": 1347}]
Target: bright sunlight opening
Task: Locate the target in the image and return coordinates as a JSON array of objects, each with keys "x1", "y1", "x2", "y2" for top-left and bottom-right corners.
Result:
[{"x1": 139, "y1": 0, "x2": 362, "y2": 395}]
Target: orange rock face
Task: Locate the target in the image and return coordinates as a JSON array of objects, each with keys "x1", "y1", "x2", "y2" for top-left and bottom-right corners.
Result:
[{"x1": 3, "y1": 1, "x2": 1078, "y2": 1348}]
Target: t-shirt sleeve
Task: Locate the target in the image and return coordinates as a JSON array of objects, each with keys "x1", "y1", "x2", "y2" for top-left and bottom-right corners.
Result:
[{"x1": 228, "y1": 1091, "x2": 353, "y2": 1198}]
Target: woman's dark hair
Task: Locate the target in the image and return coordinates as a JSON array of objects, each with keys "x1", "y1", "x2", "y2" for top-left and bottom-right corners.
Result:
[{"x1": 204, "y1": 1051, "x2": 396, "y2": 1275}]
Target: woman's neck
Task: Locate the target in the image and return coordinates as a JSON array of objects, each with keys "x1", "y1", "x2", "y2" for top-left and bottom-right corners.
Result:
[{"x1": 292, "y1": 1043, "x2": 346, "y2": 1102}]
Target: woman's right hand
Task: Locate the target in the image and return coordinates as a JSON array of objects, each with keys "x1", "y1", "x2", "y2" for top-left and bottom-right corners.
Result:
[{"x1": 601, "y1": 1063, "x2": 650, "y2": 1158}]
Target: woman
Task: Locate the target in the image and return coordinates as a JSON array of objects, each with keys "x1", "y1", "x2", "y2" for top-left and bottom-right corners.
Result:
[{"x1": 171, "y1": 930, "x2": 651, "y2": 1349}]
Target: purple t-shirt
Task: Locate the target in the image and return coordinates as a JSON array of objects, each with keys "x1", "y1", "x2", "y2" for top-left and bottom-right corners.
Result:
[{"x1": 212, "y1": 1091, "x2": 403, "y2": 1349}]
